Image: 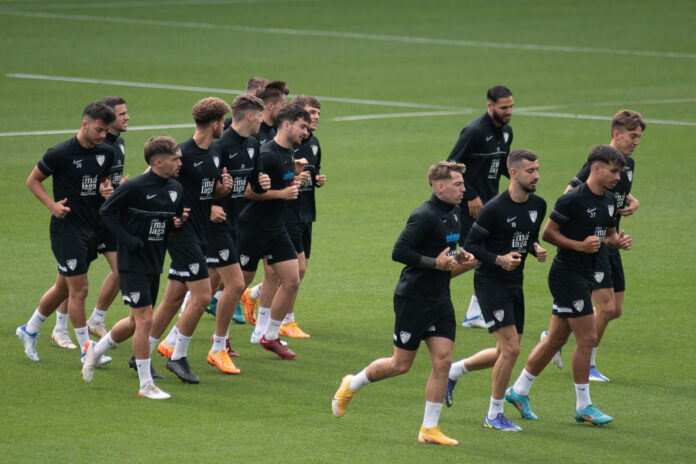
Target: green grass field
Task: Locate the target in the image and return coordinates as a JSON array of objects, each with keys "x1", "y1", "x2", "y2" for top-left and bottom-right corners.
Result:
[{"x1": 1, "y1": 0, "x2": 695, "y2": 462}]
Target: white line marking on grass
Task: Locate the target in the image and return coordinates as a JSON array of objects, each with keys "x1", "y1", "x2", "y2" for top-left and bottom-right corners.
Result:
[
  {"x1": 1, "y1": 0, "x2": 298, "y2": 10},
  {"x1": 6, "y1": 73, "x2": 465, "y2": 111},
  {"x1": 515, "y1": 111, "x2": 696, "y2": 127},
  {"x1": 1, "y1": 10, "x2": 694, "y2": 59},
  {"x1": 0, "y1": 123, "x2": 195, "y2": 137},
  {"x1": 517, "y1": 98, "x2": 696, "y2": 112},
  {"x1": 332, "y1": 111, "x2": 471, "y2": 121}
]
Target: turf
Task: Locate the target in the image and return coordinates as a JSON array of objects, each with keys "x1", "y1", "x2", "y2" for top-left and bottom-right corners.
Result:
[{"x1": 0, "y1": 1, "x2": 694, "y2": 463}]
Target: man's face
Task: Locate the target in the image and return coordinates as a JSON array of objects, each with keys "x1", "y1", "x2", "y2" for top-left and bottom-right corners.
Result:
[
  {"x1": 596, "y1": 161, "x2": 623, "y2": 189},
  {"x1": 286, "y1": 118, "x2": 310, "y2": 145},
  {"x1": 82, "y1": 117, "x2": 110, "y2": 147},
  {"x1": 269, "y1": 94, "x2": 287, "y2": 124},
  {"x1": 112, "y1": 104, "x2": 130, "y2": 133},
  {"x1": 159, "y1": 150, "x2": 182, "y2": 178},
  {"x1": 438, "y1": 171, "x2": 466, "y2": 205},
  {"x1": 488, "y1": 96, "x2": 514, "y2": 126},
  {"x1": 513, "y1": 159, "x2": 540, "y2": 193},
  {"x1": 304, "y1": 105, "x2": 320, "y2": 131},
  {"x1": 248, "y1": 110, "x2": 263, "y2": 135},
  {"x1": 612, "y1": 126, "x2": 642, "y2": 156}
]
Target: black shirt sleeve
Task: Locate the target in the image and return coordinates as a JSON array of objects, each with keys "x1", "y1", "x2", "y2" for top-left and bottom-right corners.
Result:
[
  {"x1": 392, "y1": 208, "x2": 434, "y2": 268},
  {"x1": 99, "y1": 182, "x2": 143, "y2": 250}
]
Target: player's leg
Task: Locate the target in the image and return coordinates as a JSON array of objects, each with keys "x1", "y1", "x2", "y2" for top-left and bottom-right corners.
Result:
[
  {"x1": 88, "y1": 251, "x2": 119, "y2": 338},
  {"x1": 207, "y1": 263, "x2": 244, "y2": 374},
  {"x1": 280, "y1": 251, "x2": 310, "y2": 338},
  {"x1": 52, "y1": 298, "x2": 77, "y2": 349},
  {"x1": 485, "y1": 327, "x2": 523, "y2": 431},
  {"x1": 150, "y1": 279, "x2": 188, "y2": 357},
  {"x1": 590, "y1": 287, "x2": 614, "y2": 382},
  {"x1": 259, "y1": 258, "x2": 300, "y2": 359},
  {"x1": 64, "y1": 272, "x2": 91, "y2": 357},
  {"x1": 419, "y1": 336, "x2": 458, "y2": 445},
  {"x1": 255, "y1": 260, "x2": 280, "y2": 337}
]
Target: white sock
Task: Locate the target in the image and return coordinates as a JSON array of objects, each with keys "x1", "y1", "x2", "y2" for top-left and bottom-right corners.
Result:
[
  {"x1": 170, "y1": 334, "x2": 191, "y2": 361},
  {"x1": 55, "y1": 311, "x2": 69, "y2": 330},
  {"x1": 512, "y1": 369, "x2": 537, "y2": 396},
  {"x1": 282, "y1": 312, "x2": 294, "y2": 324},
  {"x1": 349, "y1": 368, "x2": 371, "y2": 391},
  {"x1": 422, "y1": 401, "x2": 443, "y2": 429},
  {"x1": 212, "y1": 335, "x2": 226, "y2": 353},
  {"x1": 148, "y1": 336, "x2": 159, "y2": 355},
  {"x1": 180, "y1": 291, "x2": 191, "y2": 314},
  {"x1": 90, "y1": 308, "x2": 107, "y2": 324},
  {"x1": 254, "y1": 307, "x2": 271, "y2": 335},
  {"x1": 74, "y1": 327, "x2": 89, "y2": 352},
  {"x1": 213, "y1": 289, "x2": 223, "y2": 300},
  {"x1": 164, "y1": 325, "x2": 179, "y2": 347},
  {"x1": 487, "y1": 396, "x2": 504, "y2": 420},
  {"x1": 265, "y1": 318, "x2": 282, "y2": 340},
  {"x1": 136, "y1": 358, "x2": 153, "y2": 388},
  {"x1": 449, "y1": 358, "x2": 469, "y2": 380},
  {"x1": 590, "y1": 347, "x2": 598, "y2": 366},
  {"x1": 26, "y1": 309, "x2": 47, "y2": 334},
  {"x1": 575, "y1": 383, "x2": 591, "y2": 410},
  {"x1": 94, "y1": 333, "x2": 117, "y2": 357},
  {"x1": 250, "y1": 284, "x2": 261, "y2": 300},
  {"x1": 465, "y1": 295, "x2": 482, "y2": 319}
]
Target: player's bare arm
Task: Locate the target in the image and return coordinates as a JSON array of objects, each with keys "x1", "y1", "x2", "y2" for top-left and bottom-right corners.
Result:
[{"x1": 26, "y1": 166, "x2": 70, "y2": 218}]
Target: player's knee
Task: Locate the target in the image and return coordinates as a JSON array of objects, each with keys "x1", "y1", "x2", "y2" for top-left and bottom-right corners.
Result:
[
  {"x1": 191, "y1": 291, "x2": 212, "y2": 310},
  {"x1": 70, "y1": 285, "x2": 89, "y2": 301},
  {"x1": 282, "y1": 276, "x2": 301, "y2": 293}
]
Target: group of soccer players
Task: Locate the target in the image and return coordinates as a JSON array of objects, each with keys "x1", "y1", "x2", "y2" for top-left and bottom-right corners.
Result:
[
  {"x1": 332, "y1": 86, "x2": 644, "y2": 445},
  {"x1": 16, "y1": 78, "x2": 325, "y2": 399}
]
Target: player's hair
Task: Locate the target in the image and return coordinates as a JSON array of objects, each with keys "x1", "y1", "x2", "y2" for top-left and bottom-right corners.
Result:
[
  {"x1": 246, "y1": 77, "x2": 269, "y2": 94},
  {"x1": 486, "y1": 85, "x2": 513, "y2": 103},
  {"x1": 144, "y1": 136, "x2": 179, "y2": 164},
  {"x1": 82, "y1": 102, "x2": 115, "y2": 124},
  {"x1": 256, "y1": 80, "x2": 289, "y2": 105},
  {"x1": 98, "y1": 96, "x2": 126, "y2": 109},
  {"x1": 231, "y1": 94, "x2": 265, "y2": 122},
  {"x1": 611, "y1": 109, "x2": 646, "y2": 133},
  {"x1": 588, "y1": 144, "x2": 626, "y2": 169},
  {"x1": 427, "y1": 161, "x2": 467, "y2": 186},
  {"x1": 291, "y1": 95, "x2": 321, "y2": 110},
  {"x1": 277, "y1": 104, "x2": 310, "y2": 126},
  {"x1": 192, "y1": 97, "x2": 231, "y2": 126},
  {"x1": 507, "y1": 148, "x2": 538, "y2": 169}
]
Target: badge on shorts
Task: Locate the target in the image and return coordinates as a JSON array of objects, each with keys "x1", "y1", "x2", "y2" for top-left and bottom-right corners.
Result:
[
  {"x1": 494, "y1": 310, "x2": 504, "y2": 322},
  {"x1": 399, "y1": 331, "x2": 411, "y2": 344},
  {"x1": 96, "y1": 154, "x2": 105, "y2": 166},
  {"x1": 529, "y1": 210, "x2": 538, "y2": 223},
  {"x1": 594, "y1": 272, "x2": 604, "y2": 283},
  {"x1": 169, "y1": 190, "x2": 178, "y2": 202},
  {"x1": 240, "y1": 254, "x2": 249, "y2": 266},
  {"x1": 66, "y1": 259, "x2": 77, "y2": 271},
  {"x1": 573, "y1": 300, "x2": 584, "y2": 312},
  {"x1": 188, "y1": 263, "x2": 200, "y2": 275},
  {"x1": 219, "y1": 249, "x2": 229, "y2": 261},
  {"x1": 130, "y1": 292, "x2": 140, "y2": 304}
]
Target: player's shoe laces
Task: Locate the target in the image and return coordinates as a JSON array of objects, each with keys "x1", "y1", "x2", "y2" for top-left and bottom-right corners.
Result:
[
  {"x1": 157, "y1": 340, "x2": 174, "y2": 359},
  {"x1": 138, "y1": 381, "x2": 171, "y2": 400},
  {"x1": 51, "y1": 328, "x2": 77, "y2": 349},
  {"x1": 207, "y1": 349, "x2": 241, "y2": 374},
  {"x1": 128, "y1": 355, "x2": 164, "y2": 379},
  {"x1": 445, "y1": 378, "x2": 457, "y2": 408},
  {"x1": 16, "y1": 325, "x2": 39, "y2": 362},
  {"x1": 461, "y1": 314, "x2": 487, "y2": 329},
  {"x1": 259, "y1": 335, "x2": 295, "y2": 359},
  {"x1": 232, "y1": 302, "x2": 246, "y2": 324},
  {"x1": 241, "y1": 288, "x2": 257, "y2": 325},
  {"x1": 540, "y1": 330, "x2": 564, "y2": 369},
  {"x1": 166, "y1": 357, "x2": 199, "y2": 384},
  {"x1": 87, "y1": 318, "x2": 107, "y2": 339},
  {"x1": 279, "y1": 321, "x2": 310, "y2": 338},
  {"x1": 204, "y1": 296, "x2": 218, "y2": 317},
  {"x1": 332, "y1": 374, "x2": 355, "y2": 418},
  {"x1": 505, "y1": 387, "x2": 538, "y2": 420},
  {"x1": 589, "y1": 365, "x2": 610, "y2": 382},
  {"x1": 574, "y1": 404, "x2": 613, "y2": 425},
  {"x1": 417, "y1": 426, "x2": 459, "y2": 446},
  {"x1": 484, "y1": 413, "x2": 523, "y2": 431}
]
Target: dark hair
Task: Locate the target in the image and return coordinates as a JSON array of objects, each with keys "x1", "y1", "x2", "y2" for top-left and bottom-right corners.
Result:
[
  {"x1": 256, "y1": 80, "x2": 289, "y2": 104},
  {"x1": 291, "y1": 95, "x2": 321, "y2": 110},
  {"x1": 82, "y1": 102, "x2": 115, "y2": 124},
  {"x1": 98, "y1": 96, "x2": 126, "y2": 109},
  {"x1": 507, "y1": 148, "x2": 537, "y2": 169},
  {"x1": 245, "y1": 77, "x2": 269, "y2": 94},
  {"x1": 611, "y1": 109, "x2": 646, "y2": 133},
  {"x1": 486, "y1": 85, "x2": 513, "y2": 103},
  {"x1": 588, "y1": 144, "x2": 626, "y2": 169},
  {"x1": 144, "y1": 136, "x2": 179, "y2": 164},
  {"x1": 231, "y1": 94, "x2": 264, "y2": 122},
  {"x1": 427, "y1": 161, "x2": 466, "y2": 186},
  {"x1": 277, "y1": 104, "x2": 310, "y2": 126},
  {"x1": 192, "y1": 97, "x2": 231, "y2": 126}
]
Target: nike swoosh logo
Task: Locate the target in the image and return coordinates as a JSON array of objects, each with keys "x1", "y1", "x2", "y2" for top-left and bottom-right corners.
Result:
[
  {"x1": 193, "y1": 161, "x2": 204, "y2": 167},
  {"x1": 486, "y1": 135, "x2": 494, "y2": 141},
  {"x1": 587, "y1": 208, "x2": 597, "y2": 213},
  {"x1": 146, "y1": 194, "x2": 157, "y2": 200},
  {"x1": 229, "y1": 152, "x2": 239, "y2": 159},
  {"x1": 506, "y1": 217, "x2": 517, "y2": 223}
]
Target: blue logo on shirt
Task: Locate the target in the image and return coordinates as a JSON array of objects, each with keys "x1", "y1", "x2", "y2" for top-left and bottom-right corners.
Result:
[
  {"x1": 283, "y1": 172, "x2": 295, "y2": 180},
  {"x1": 446, "y1": 233, "x2": 460, "y2": 243}
]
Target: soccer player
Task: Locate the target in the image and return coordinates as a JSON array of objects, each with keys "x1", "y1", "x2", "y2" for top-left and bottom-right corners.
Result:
[
  {"x1": 82, "y1": 136, "x2": 186, "y2": 399},
  {"x1": 238, "y1": 104, "x2": 310, "y2": 359},
  {"x1": 545, "y1": 110, "x2": 645, "y2": 381},
  {"x1": 506, "y1": 145, "x2": 631, "y2": 426},
  {"x1": 223, "y1": 77, "x2": 269, "y2": 130},
  {"x1": 447, "y1": 85, "x2": 514, "y2": 329},
  {"x1": 445, "y1": 149, "x2": 547, "y2": 432},
  {"x1": 17, "y1": 102, "x2": 115, "y2": 363},
  {"x1": 332, "y1": 161, "x2": 474, "y2": 446},
  {"x1": 149, "y1": 97, "x2": 233, "y2": 383}
]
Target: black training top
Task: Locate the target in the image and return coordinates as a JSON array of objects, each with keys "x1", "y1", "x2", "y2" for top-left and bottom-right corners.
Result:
[
  {"x1": 100, "y1": 170, "x2": 183, "y2": 274},
  {"x1": 168, "y1": 137, "x2": 220, "y2": 245},
  {"x1": 37, "y1": 136, "x2": 114, "y2": 234},
  {"x1": 465, "y1": 190, "x2": 547, "y2": 285},
  {"x1": 102, "y1": 132, "x2": 126, "y2": 187},
  {"x1": 447, "y1": 112, "x2": 513, "y2": 205},
  {"x1": 284, "y1": 133, "x2": 321, "y2": 224},
  {"x1": 392, "y1": 195, "x2": 461, "y2": 301},
  {"x1": 238, "y1": 139, "x2": 296, "y2": 233},
  {"x1": 256, "y1": 121, "x2": 276, "y2": 146},
  {"x1": 549, "y1": 182, "x2": 617, "y2": 275}
]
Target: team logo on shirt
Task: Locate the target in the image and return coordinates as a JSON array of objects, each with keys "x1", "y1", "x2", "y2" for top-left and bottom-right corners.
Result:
[
  {"x1": 608, "y1": 205, "x2": 615, "y2": 217},
  {"x1": 311, "y1": 145, "x2": 318, "y2": 156},
  {"x1": 529, "y1": 210, "x2": 538, "y2": 223},
  {"x1": 96, "y1": 154, "x2": 105, "y2": 166},
  {"x1": 573, "y1": 299, "x2": 584, "y2": 312},
  {"x1": 427, "y1": 325, "x2": 436, "y2": 332},
  {"x1": 130, "y1": 292, "x2": 140, "y2": 304},
  {"x1": 247, "y1": 147, "x2": 255, "y2": 158},
  {"x1": 119, "y1": 143, "x2": 125, "y2": 155},
  {"x1": 66, "y1": 259, "x2": 77, "y2": 271},
  {"x1": 240, "y1": 254, "x2": 249, "y2": 266},
  {"x1": 594, "y1": 272, "x2": 604, "y2": 283},
  {"x1": 213, "y1": 156, "x2": 220, "y2": 168},
  {"x1": 399, "y1": 331, "x2": 411, "y2": 344},
  {"x1": 503, "y1": 132, "x2": 510, "y2": 143},
  {"x1": 627, "y1": 170, "x2": 633, "y2": 182},
  {"x1": 169, "y1": 190, "x2": 178, "y2": 202},
  {"x1": 188, "y1": 263, "x2": 200, "y2": 275},
  {"x1": 494, "y1": 310, "x2": 504, "y2": 322},
  {"x1": 219, "y1": 249, "x2": 229, "y2": 261}
]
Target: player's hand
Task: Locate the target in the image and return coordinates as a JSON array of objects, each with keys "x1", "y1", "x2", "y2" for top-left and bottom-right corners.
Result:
[
  {"x1": 258, "y1": 173, "x2": 271, "y2": 191},
  {"x1": 295, "y1": 170, "x2": 310, "y2": 186},
  {"x1": 210, "y1": 205, "x2": 226, "y2": 223},
  {"x1": 456, "y1": 249, "x2": 475, "y2": 265},
  {"x1": 173, "y1": 208, "x2": 190, "y2": 228},
  {"x1": 533, "y1": 242, "x2": 547, "y2": 262},
  {"x1": 617, "y1": 230, "x2": 632, "y2": 250},
  {"x1": 294, "y1": 158, "x2": 308, "y2": 175},
  {"x1": 220, "y1": 167, "x2": 233, "y2": 192},
  {"x1": 120, "y1": 174, "x2": 130, "y2": 183},
  {"x1": 316, "y1": 174, "x2": 326, "y2": 187},
  {"x1": 279, "y1": 185, "x2": 299, "y2": 200},
  {"x1": 99, "y1": 178, "x2": 114, "y2": 199},
  {"x1": 618, "y1": 195, "x2": 639, "y2": 216},
  {"x1": 578, "y1": 235, "x2": 601, "y2": 253},
  {"x1": 468, "y1": 197, "x2": 483, "y2": 218},
  {"x1": 435, "y1": 247, "x2": 456, "y2": 271},
  {"x1": 495, "y1": 252, "x2": 522, "y2": 271},
  {"x1": 50, "y1": 198, "x2": 70, "y2": 218}
]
